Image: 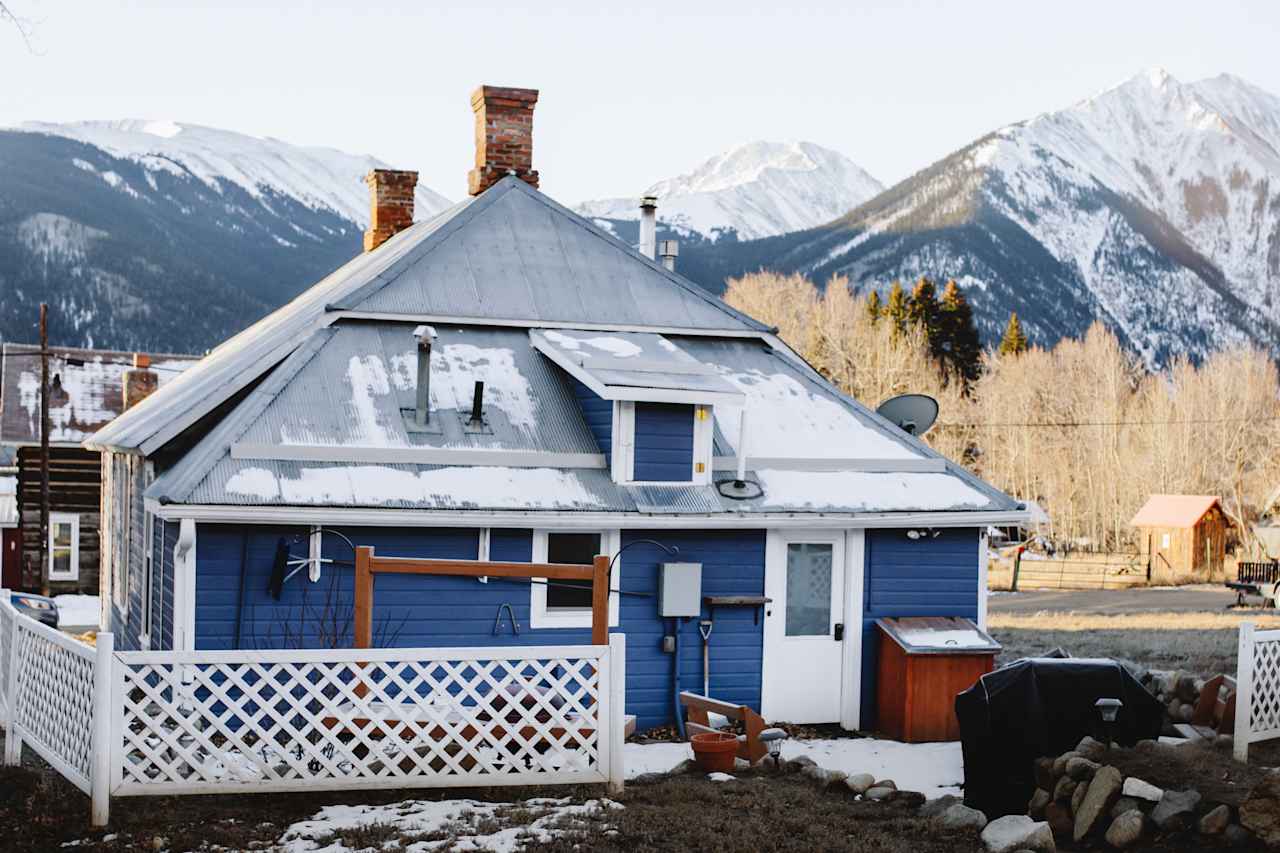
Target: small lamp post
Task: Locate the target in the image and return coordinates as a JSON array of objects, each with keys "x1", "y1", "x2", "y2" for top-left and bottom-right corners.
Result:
[
  {"x1": 759, "y1": 727, "x2": 789, "y2": 771},
  {"x1": 1095, "y1": 697, "x2": 1123, "y2": 750}
]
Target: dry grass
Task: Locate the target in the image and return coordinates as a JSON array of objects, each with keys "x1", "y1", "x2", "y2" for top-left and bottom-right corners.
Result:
[{"x1": 988, "y1": 610, "x2": 1280, "y2": 675}]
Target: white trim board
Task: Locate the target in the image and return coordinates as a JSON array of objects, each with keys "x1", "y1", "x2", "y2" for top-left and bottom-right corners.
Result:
[
  {"x1": 330, "y1": 311, "x2": 773, "y2": 340},
  {"x1": 148, "y1": 503, "x2": 1031, "y2": 529}
]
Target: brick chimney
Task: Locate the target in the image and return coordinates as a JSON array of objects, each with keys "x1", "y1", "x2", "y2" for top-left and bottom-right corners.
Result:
[
  {"x1": 468, "y1": 85, "x2": 539, "y2": 196},
  {"x1": 363, "y1": 169, "x2": 419, "y2": 252},
  {"x1": 122, "y1": 354, "x2": 158, "y2": 410}
]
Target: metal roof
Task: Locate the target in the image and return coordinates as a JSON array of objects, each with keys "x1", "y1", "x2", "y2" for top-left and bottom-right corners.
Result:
[
  {"x1": 1, "y1": 343, "x2": 198, "y2": 446},
  {"x1": 89, "y1": 177, "x2": 767, "y2": 456},
  {"x1": 1130, "y1": 494, "x2": 1226, "y2": 529}
]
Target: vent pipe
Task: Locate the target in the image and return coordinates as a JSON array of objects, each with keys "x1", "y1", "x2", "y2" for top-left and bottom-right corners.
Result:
[
  {"x1": 638, "y1": 195, "x2": 658, "y2": 260},
  {"x1": 658, "y1": 239, "x2": 679, "y2": 272},
  {"x1": 735, "y1": 410, "x2": 749, "y2": 485},
  {"x1": 469, "y1": 380, "x2": 485, "y2": 425},
  {"x1": 413, "y1": 325, "x2": 438, "y2": 426}
]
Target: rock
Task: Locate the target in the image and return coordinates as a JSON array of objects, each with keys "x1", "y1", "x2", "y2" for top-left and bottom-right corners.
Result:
[
  {"x1": 1214, "y1": 733, "x2": 1233, "y2": 750},
  {"x1": 1110, "y1": 797, "x2": 1141, "y2": 818},
  {"x1": 802, "y1": 764, "x2": 834, "y2": 785},
  {"x1": 1241, "y1": 774, "x2": 1280, "y2": 845},
  {"x1": 937, "y1": 803, "x2": 988, "y2": 831},
  {"x1": 1104, "y1": 810, "x2": 1144, "y2": 849},
  {"x1": 1199, "y1": 804, "x2": 1230, "y2": 835},
  {"x1": 896, "y1": 790, "x2": 926, "y2": 809},
  {"x1": 668, "y1": 759, "x2": 698, "y2": 775},
  {"x1": 1045, "y1": 802, "x2": 1073, "y2": 837},
  {"x1": 1052, "y1": 751, "x2": 1079, "y2": 779},
  {"x1": 1151, "y1": 788, "x2": 1202, "y2": 831},
  {"x1": 1175, "y1": 672, "x2": 1200, "y2": 702},
  {"x1": 1133, "y1": 739, "x2": 1158, "y2": 753},
  {"x1": 1121, "y1": 777, "x2": 1163, "y2": 803},
  {"x1": 1034, "y1": 757, "x2": 1057, "y2": 791},
  {"x1": 631, "y1": 772, "x2": 669, "y2": 785},
  {"x1": 1226, "y1": 823, "x2": 1253, "y2": 846},
  {"x1": 1065, "y1": 757, "x2": 1100, "y2": 781},
  {"x1": 1073, "y1": 765, "x2": 1123, "y2": 842},
  {"x1": 1167, "y1": 697, "x2": 1182, "y2": 719},
  {"x1": 785, "y1": 755, "x2": 816, "y2": 772},
  {"x1": 980, "y1": 815, "x2": 1056, "y2": 853},
  {"x1": 865, "y1": 786, "x2": 895, "y2": 801},
  {"x1": 1074, "y1": 736, "x2": 1107, "y2": 761},
  {"x1": 1071, "y1": 780, "x2": 1089, "y2": 815},
  {"x1": 734, "y1": 757, "x2": 751, "y2": 771},
  {"x1": 1176, "y1": 703, "x2": 1194, "y2": 723},
  {"x1": 846, "y1": 773, "x2": 876, "y2": 796},
  {"x1": 919, "y1": 795, "x2": 962, "y2": 818},
  {"x1": 873, "y1": 778, "x2": 897, "y2": 791},
  {"x1": 1053, "y1": 776, "x2": 1077, "y2": 803},
  {"x1": 1028, "y1": 788, "x2": 1052, "y2": 819}
]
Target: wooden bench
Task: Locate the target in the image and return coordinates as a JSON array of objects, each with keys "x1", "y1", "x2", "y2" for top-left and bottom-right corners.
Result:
[
  {"x1": 679, "y1": 691, "x2": 768, "y2": 764},
  {"x1": 1172, "y1": 674, "x2": 1236, "y2": 741}
]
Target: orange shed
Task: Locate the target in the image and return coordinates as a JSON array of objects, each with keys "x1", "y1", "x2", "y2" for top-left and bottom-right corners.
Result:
[{"x1": 876, "y1": 617, "x2": 1000, "y2": 743}]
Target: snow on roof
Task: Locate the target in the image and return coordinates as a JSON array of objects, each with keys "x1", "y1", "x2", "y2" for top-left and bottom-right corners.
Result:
[
  {"x1": 752, "y1": 469, "x2": 991, "y2": 512},
  {"x1": 1130, "y1": 494, "x2": 1226, "y2": 528},
  {"x1": 1, "y1": 344, "x2": 198, "y2": 446}
]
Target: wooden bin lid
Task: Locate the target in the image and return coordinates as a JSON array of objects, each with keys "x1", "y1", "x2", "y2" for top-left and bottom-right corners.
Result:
[{"x1": 876, "y1": 616, "x2": 1001, "y2": 655}]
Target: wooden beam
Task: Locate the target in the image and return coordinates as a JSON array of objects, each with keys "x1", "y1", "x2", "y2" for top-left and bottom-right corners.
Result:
[
  {"x1": 369, "y1": 556, "x2": 595, "y2": 581},
  {"x1": 591, "y1": 554, "x2": 609, "y2": 646},
  {"x1": 354, "y1": 546, "x2": 374, "y2": 650}
]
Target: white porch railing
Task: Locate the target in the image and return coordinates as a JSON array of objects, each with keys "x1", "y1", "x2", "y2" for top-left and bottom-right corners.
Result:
[
  {"x1": 0, "y1": 592, "x2": 626, "y2": 826},
  {"x1": 1235, "y1": 622, "x2": 1280, "y2": 762}
]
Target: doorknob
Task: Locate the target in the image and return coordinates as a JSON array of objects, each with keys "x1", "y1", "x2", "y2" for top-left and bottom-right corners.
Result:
[{"x1": 833, "y1": 622, "x2": 844, "y2": 641}]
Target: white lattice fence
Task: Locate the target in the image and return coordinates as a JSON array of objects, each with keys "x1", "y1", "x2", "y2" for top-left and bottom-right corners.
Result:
[
  {"x1": 0, "y1": 591, "x2": 14, "y2": 728},
  {"x1": 112, "y1": 636, "x2": 625, "y2": 796},
  {"x1": 1234, "y1": 622, "x2": 1280, "y2": 762}
]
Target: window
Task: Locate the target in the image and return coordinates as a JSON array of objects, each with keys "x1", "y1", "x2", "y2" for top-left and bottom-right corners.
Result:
[
  {"x1": 48, "y1": 513, "x2": 79, "y2": 581},
  {"x1": 529, "y1": 530, "x2": 620, "y2": 629}
]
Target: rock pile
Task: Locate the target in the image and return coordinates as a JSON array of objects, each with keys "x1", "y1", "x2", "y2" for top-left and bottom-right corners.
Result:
[{"x1": 1019, "y1": 736, "x2": 1253, "y2": 849}]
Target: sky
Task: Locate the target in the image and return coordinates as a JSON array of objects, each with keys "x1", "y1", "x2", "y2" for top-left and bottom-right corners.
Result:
[{"x1": 4, "y1": 0, "x2": 1280, "y2": 204}]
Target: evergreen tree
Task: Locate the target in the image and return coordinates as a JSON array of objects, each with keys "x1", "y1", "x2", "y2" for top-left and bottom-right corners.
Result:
[
  {"x1": 908, "y1": 276, "x2": 943, "y2": 359},
  {"x1": 865, "y1": 290, "x2": 883, "y2": 325},
  {"x1": 885, "y1": 280, "x2": 909, "y2": 335},
  {"x1": 939, "y1": 279, "x2": 982, "y2": 389},
  {"x1": 999, "y1": 311, "x2": 1029, "y2": 356}
]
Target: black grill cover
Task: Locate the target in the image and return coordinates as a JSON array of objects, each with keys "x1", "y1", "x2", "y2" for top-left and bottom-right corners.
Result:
[{"x1": 955, "y1": 658, "x2": 1165, "y2": 818}]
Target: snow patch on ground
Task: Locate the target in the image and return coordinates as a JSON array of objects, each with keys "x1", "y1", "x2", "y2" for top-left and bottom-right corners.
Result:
[
  {"x1": 54, "y1": 595, "x2": 100, "y2": 628},
  {"x1": 276, "y1": 796, "x2": 621, "y2": 852}
]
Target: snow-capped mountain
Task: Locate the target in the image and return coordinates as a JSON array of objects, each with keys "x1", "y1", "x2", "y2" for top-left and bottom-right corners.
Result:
[
  {"x1": 680, "y1": 70, "x2": 1280, "y2": 365},
  {"x1": 0, "y1": 121, "x2": 450, "y2": 352},
  {"x1": 576, "y1": 141, "x2": 883, "y2": 242}
]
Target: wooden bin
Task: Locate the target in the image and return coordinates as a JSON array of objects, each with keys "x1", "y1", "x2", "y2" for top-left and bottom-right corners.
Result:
[{"x1": 876, "y1": 617, "x2": 1000, "y2": 743}]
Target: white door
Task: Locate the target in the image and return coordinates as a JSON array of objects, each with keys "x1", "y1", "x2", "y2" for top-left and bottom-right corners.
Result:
[{"x1": 761, "y1": 530, "x2": 846, "y2": 723}]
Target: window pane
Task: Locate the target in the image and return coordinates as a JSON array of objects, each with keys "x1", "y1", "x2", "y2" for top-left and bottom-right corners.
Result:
[
  {"x1": 51, "y1": 548, "x2": 72, "y2": 576},
  {"x1": 785, "y1": 543, "x2": 833, "y2": 636},
  {"x1": 546, "y1": 532, "x2": 601, "y2": 610},
  {"x1": 53, "y1": 522, "x2": 72, "y2": 548}
]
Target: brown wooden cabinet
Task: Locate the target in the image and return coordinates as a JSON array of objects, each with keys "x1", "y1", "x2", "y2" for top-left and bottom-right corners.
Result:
[{"x1": 876, "y1": 617, "x2": 1000, "y2": 743}]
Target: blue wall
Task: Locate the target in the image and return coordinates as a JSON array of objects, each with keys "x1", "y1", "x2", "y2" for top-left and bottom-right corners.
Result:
[
  {"x1": 570, "y1": 379, "x2": 613, "y2": 465},
  {"x1": 633, "y1": 403, "x2": 695, "y2": 482},
  {"x1": 859, "y1": 527, "x2": 980, "y2": 727},
  {"x1": 193, "y1": 524, "x2": 766, "y2": 730}
]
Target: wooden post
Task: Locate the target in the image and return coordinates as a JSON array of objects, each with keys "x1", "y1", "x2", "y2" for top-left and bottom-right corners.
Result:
[
  {"x1": 1011, "y1": 546, "x2": 1023, "y2": 593},
  {"x1": 591, "y1": 555, "x2": 609, "y2": 646},
  {"x1": 354, "y1": 546, "x2": 374, "y2": 650},
  {"x1": 90, "y1": 631, "x2": 113, "y2": 827},
  {"x1": 1235, "y1": 622, "x2": 1254, "y2": 763}
]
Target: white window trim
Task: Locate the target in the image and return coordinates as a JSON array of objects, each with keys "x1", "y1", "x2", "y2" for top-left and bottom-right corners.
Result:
[
  {"x1": 610, "y1": 401, "x2": 713, "y2": 486},
  {"x1": 48, "y1": 512, "x2": 80, "y2": 581},
  {"x1": 139, "y1": 510, "x2": 154, "y2": 647},
  {"x1": 529, "y1": 529, "x2": 620, "y2": 629}
]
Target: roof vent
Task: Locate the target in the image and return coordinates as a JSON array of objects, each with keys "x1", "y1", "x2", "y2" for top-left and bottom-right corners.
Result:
[
  {"x1": 658, "y1": 240, "x2": 679, "y2": 271},
  {"x1": 413, "y1": 325, "x2": 437, "y2": 427},
  {"x1": 717, "y1": 410, "x2": 763, "y2": 500},
  {"x1": 638, "y1": 196, "x2": 658, "y2": 260}
]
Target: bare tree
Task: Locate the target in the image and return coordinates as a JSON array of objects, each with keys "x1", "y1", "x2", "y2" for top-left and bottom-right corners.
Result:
[{"x1": 0, "y1": 2, "x2": 36, "y2": 50}]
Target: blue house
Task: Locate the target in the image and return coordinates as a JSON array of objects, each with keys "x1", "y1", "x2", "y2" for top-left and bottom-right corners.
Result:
[{"x1": 87, "y1": 85, "x2": 1025, "y2": 733}]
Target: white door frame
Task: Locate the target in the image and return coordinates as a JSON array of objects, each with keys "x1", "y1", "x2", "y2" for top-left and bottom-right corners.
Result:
[{"x1": 761, "y1": 528, "x2": 864, "y2": 727}]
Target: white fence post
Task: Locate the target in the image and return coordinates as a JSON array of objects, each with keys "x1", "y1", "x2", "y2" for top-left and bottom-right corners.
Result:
[
  {"x1": 91, "y1": 632, "x2": 114, "y2": 827},
  {"x1": 1236, "y1": 621, "x2": 1255, "y2": 763},
  {"x1": 0, "y1": 589, "x2": 9, "y2": 730},
  {"x1": 607, "y1": 633, "x2": 626, "y2": 794},
  {"x1": 3, "y1": 603, "x2": 21, "y2": 765}
]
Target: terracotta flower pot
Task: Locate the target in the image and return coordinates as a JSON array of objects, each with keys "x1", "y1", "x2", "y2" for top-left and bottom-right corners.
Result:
[{"x1": 690, "y1": 731, "x2": 739, "y2": 773}]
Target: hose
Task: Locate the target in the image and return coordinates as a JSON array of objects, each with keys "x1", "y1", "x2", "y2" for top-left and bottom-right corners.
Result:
[{"x1": 671, "y1": 617, "x2": 686, "y2": 740}]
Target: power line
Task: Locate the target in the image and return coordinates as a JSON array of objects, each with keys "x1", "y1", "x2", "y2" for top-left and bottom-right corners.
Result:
[{"x1": 937, "y1": 416, "x2": 1280, "y2": 428}]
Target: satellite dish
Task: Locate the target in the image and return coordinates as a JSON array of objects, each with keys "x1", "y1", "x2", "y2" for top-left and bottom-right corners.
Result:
[{"x1": 876, "y1": 394, "x2": 939, "y2": 437}]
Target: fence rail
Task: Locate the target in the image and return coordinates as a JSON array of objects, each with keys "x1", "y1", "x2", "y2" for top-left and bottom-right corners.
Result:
[
  {"x1": 1235, "y1": 622, "x2": 1280, "y2": 762},
  {"x1": 0, "y1": 593, "x2": 626, "y2": 825}
]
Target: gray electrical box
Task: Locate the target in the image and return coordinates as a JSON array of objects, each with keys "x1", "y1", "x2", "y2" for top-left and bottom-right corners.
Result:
[{"x1": 659, "y1": 562, "x2": 702, "y2": 617}]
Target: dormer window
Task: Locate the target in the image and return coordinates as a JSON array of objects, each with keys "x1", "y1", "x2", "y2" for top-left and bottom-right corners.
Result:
[{"x1": 531, "y1": 328, "x2": 738, "y2": 486}]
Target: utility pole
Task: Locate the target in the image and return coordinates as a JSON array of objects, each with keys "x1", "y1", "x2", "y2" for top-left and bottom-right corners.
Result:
[{"x1": 39, "y1": 303, "x2": 50, "y2": 596}]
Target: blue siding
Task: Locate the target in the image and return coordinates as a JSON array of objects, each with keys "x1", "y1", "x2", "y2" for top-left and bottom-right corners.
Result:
[
  {"x1": 633, "y1": 403, "x2": 694, "y2": 482},
  {"x1": 860, "y1": 528, "x2": 980, "y2": 727},
  {"x1": 571, "y1": 379, "x2": 612, "y2": 465},
  {"x1": 160, "y1": 521, "x2": 176, "y2": 650},
  {"x1": 193, "y1": 524, "x2": 765, "y2": 730}
]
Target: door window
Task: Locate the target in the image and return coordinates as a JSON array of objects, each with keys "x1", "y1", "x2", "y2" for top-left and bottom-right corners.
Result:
[{"x1": 785, "y1": 542, "x2": 833, "y2": 636}]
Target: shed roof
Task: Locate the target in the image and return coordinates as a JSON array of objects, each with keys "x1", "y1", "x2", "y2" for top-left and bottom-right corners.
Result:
[
  {"x1": 1, "y1": 344, "x2": 198, "y2": 446},
  {"x1": 1129, "y1": 494, "x2": 1225, "y2": 529}
]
